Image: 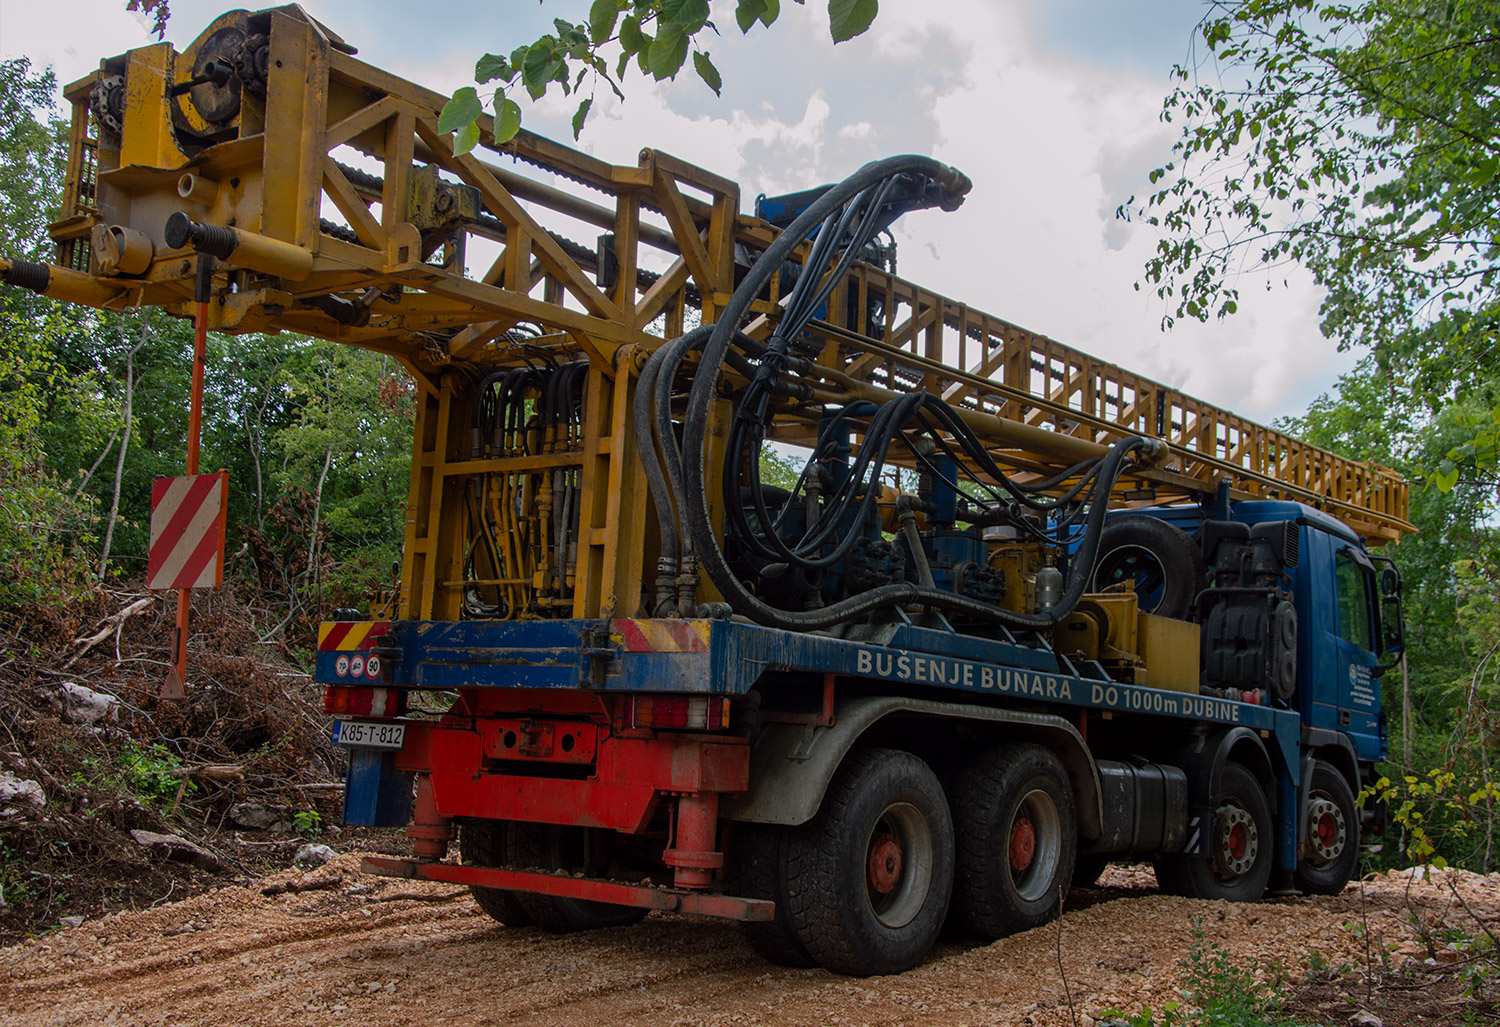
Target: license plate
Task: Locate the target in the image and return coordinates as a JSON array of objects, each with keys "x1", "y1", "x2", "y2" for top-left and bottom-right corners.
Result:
[{"x1": 332, "y1": 720, "x2": 406, "y2": 749}]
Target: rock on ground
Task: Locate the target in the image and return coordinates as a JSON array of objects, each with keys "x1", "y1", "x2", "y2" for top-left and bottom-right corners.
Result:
[{"x1": 128, "y1": 830, "x2": 221, "y2": 873}]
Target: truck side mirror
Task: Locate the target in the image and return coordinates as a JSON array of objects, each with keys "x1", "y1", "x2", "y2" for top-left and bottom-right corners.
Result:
[
  {"x1": 1373, "y1": 558, "x2": 1404, "y2": 657},
  {"x1": 1380, "y1": 596, "x2": 1405, "y2": 656},
  {"x1": 1379, "y1": 567, "x2": 1400, "y2": 596}
]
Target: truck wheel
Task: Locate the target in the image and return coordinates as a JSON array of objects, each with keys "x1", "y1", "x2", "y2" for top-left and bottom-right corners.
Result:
[
  {"x1": 507, "y1": 823, "x2": 649, "y2": 932},
  {"x1": 723, "y1": 822, "x2": 818, "y2": 968},
  {"x1": 950, "y1": 744, "x2": 1076, "y2": 939},
  {"x1": 1090, "y1": 516, "x2": 1206, "y2": 619},
  {"x1": 782, "y1": 748, "x2": 954, "y2": 976},
  {"x1": 458, "y1": 820, "x2": 535, "y2": 927},
  {"x1": 1293, "y1": 761, "x2": 1359, "y2": 895},
  {"x1": 1071, "y1": 852, "x2": 1109, "y2": 889},
  {"x1": 1153, "y1": 762, "x2": 1272, "y2": 901}
]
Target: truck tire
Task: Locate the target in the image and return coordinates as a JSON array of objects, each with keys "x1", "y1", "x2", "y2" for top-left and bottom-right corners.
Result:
[
  {"x1": 1071, "y1": 852, "x2": 1109, "y2": 889},
  {"x1": 782, "y1": 748, "x2": 954, "y2": 976},
  {"x1": 1090, "y1": 516, "x2": 1206, "y2": 619},
  {"x1": 1153, "y1": 762, "x2": 1272, "y2": 902},
  {"x1": 458, "y1": 820, "x2": 535, "y2": 927},
  {"x1": 1293, "y1": 761, "x2": 1359, "y2": 895},
  {"x1": 949, "y1": 744, "x2": 1076, "y2": 939},
  {"x1": 506, "y1": 822, "x2": 649, "y2": 933},
  {"x1": 723, "y1": 822, "x2": 818, "y2": 967}
]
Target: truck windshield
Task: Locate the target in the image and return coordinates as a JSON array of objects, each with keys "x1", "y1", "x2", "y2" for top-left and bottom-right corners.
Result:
[{"x1": 1335, "y1": 552, "x2": 1374, "y2": 653}]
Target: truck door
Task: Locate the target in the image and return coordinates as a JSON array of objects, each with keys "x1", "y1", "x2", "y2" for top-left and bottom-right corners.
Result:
[{"x1": 1332, "y1": 548, "x2": 1382, "y2": 759}]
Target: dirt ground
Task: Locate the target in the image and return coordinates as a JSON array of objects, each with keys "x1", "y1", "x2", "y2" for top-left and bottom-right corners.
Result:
[{"x1": 1, "y1": 859, "x2": 1495, "y2": 1027}]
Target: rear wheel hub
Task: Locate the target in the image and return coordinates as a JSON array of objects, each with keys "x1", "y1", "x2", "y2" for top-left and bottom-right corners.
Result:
[
  {"x1": 1009, "y1": 816, "x2": 1036, "y2": 872},
  {"x1": 1212, "y1": 804, "x2": 1257, "y2": 878},
  {"x1": 867, "y1": 830, "x2": 903, "y2": 894},
  {"x1": 1306, "y1": 796, "x2": 1346, "y2": 864}
]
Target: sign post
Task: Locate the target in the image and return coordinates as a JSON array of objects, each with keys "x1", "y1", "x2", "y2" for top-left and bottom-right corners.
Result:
[{"x1": 157, "y1": 255, "x2": 218, "y2": 699}]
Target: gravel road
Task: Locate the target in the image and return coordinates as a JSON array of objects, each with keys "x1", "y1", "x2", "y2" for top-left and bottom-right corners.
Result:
[{"x1": 1, "y1": 855, "x2": 1494, "y2": 1027}]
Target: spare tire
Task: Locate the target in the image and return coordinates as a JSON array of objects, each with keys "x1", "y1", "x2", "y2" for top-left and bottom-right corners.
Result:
[{"x1": 1089, "y1": 515, "x2": 1206, "y2": 620}]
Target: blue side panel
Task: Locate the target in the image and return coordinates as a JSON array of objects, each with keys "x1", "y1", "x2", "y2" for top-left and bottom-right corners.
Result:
[
  {"x1": 353, "y1": 617, "x2": 1299, "y2": 753},
  {"x1": 343, "y1": 748, "x2": 413, "y2": 827}
]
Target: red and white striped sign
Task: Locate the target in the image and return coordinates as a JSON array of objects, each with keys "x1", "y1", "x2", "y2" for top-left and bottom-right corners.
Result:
[{"x1": 147, "y1": 472, "x2": 228, "y2": 591}]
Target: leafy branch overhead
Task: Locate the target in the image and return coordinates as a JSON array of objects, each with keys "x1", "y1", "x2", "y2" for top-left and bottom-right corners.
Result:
[
  {"x1": 438, "y1": 0, "x2": 879, "y2": 155},
  {"x1": 1125, "y1": 1, "x2": 1499, "y2": 374},
  {"x1": 1122, "y1": 0, "x2": 1500, "y2": 494}
]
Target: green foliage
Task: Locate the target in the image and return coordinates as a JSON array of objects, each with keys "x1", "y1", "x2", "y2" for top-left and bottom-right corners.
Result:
[
  {"x1": 292, "y1": 808, "x2": 322, "y2": 839},
  {"x1": 1106, "y1": 921, "x2": 1315, "y2": 1027},
  {"x1": 0, "y1": 313, "x2": 114, "y2": 607},
  {"x1": 828, "y1": 0, "x2": 879, "y2": 42},
  {"x1": 445, "y1": 0, "x2": 877, "y2": 146},
  {"x1": 0, "y1": 842, "x2": 38, "y2": 909},
  {"x1": 0, "y1": 58, "x2": 67, "y2": 263},
  {"x1": 1127, "y1": 1, "x2": 1500, "y2": 494},
  {"x1": 758, "y1": 444, "x2": 806, "y2": 492},
  {"x1": 1367, "y1": 767, "x2": 1500, "y2": 870},
  {"x1": 119, "y1": 741, "x2": 189, "y2": 806}
]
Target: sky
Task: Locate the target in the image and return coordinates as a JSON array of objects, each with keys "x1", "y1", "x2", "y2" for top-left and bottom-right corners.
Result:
[{"x1": 0, "y1": 0, "x2": 1358, "y2": 424}]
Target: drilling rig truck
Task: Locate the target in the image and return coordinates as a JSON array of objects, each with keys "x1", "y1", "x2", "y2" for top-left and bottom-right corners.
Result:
[{"x1": 3, "y1": 6, "x2": 1413, "y2": 976}]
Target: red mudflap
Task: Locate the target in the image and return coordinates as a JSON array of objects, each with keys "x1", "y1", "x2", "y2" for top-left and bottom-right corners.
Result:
[{"x1": 361, "y1": 856, "x2": 775, "y2": 922}]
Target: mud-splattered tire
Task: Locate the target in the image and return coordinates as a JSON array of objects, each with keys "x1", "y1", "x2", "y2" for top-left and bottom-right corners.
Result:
[
  {"x1": 506, "y1": 823, "x2": 648, "y2": 933},
  {"x1": 724, "y1": 822, "x2": 817, "y2": 968},
  {"x1": 1294, "y1": 761, "x2": 1359, "y2": 895},
  {"x1": 1154, "y1": 762, "x2": 1272, "y2": 902},
  {"x1": 950, "y1": 744, "x2": 1076, "y2": 939},
  {"x1": 783, "y1": 749, "x2": 954, "y2": 976},
  {"x1": 459, "y1": 820, "x2": 534, "y2": 927}
]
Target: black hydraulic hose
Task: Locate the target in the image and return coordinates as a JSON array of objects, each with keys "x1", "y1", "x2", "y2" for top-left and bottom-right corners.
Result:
[
  {"x1": 781, "y1": 178, "x2": 902, "y2": 334},
  {"x1": 540, "y1": 363, "x2": 559, "y2": 436},
  {"x1": 697, "y1": 433, "x2": 1151, "y2": 630},
  {"x1": 472, "y1": 371, "x2": 506, "y2": 429},
  {"x1": 651, "y1": 326, "x2": 772, "y2": 561},
  {"x1": 911, "y1": 398, "x2": 1067, "y2": 510},
  {"x1": 653, "y1": 327, "x2": 712, "y2": 565},
  {"x1": 674, "y1": 153, "x2": 1198, "y2": 630},
  {"x1": 633, "y1": 342, "x2": 679, "y2": 565},
  {"x1": 683, "y1": 157, "x2": 963, "y2": 615},
  {"x1": 732, "y1": 397, "x2": 892, "y2": 564}
]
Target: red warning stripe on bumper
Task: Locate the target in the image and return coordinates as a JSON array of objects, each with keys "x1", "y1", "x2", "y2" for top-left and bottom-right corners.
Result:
[
  {"x1": 610, "y1": 619, "x2": 712, "y2": 653},
  {"x1": 318, "y1": 621, "x2": 391, "y2": 651}
]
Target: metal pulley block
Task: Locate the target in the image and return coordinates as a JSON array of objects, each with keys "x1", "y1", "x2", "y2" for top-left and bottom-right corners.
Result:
[
  {"x1": 233, "y1": 33, "x2": 271, "y2": 98},
  {"x1": 88, "y1": 74, "x2": 125, "y2": 137}
]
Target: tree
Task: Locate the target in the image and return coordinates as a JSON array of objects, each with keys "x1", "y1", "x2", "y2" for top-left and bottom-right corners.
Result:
[
  {"x1": 0, "y1": 59, "x2": 67, "y2": 264},
  {"x1": 1124, "y1": 0, "x2": 1500, "y2": 487}
]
